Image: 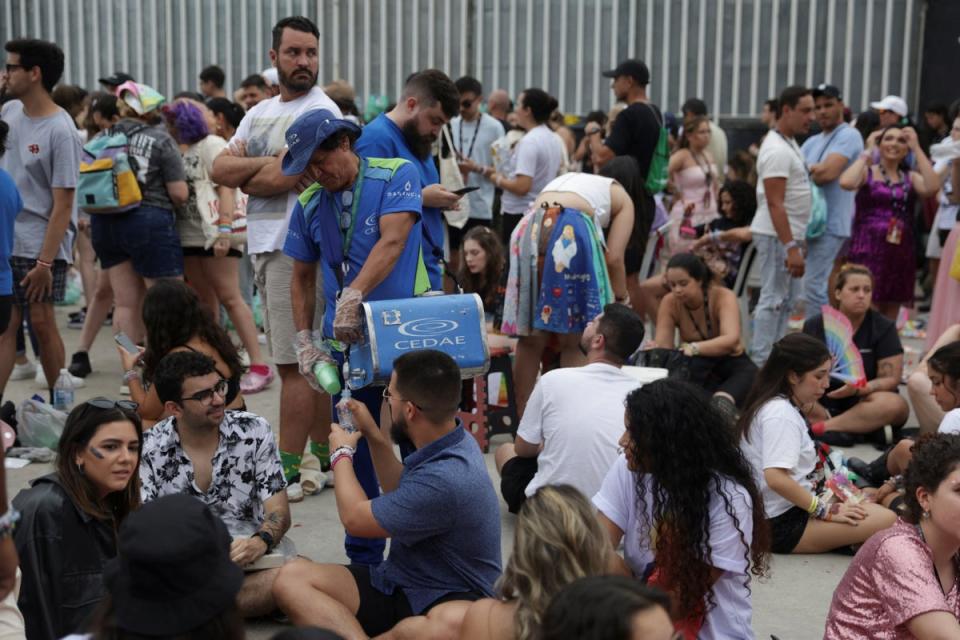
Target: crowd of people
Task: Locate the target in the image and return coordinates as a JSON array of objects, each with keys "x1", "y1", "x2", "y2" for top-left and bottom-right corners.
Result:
[{"x1": 0, "y1": 11, "x2": 959, "y2": 640}]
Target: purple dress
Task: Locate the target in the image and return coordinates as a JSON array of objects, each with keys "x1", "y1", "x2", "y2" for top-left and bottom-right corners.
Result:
[{"x1": 847, "y1": 168, "x2": 916, "y2": 305}]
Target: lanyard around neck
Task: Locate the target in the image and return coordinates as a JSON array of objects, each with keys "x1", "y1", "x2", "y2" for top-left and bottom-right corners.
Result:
[
  {"x1": 457, "y1": 117, "x2": 482, "y2": 160},
  {"x1": 339, "y1": 158, "x2": 367, "y2": 270}
]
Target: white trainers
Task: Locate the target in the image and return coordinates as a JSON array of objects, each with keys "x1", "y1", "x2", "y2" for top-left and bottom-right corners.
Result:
[
  {"x1": 286, "y1": 482, "x2": 305, "y2": 503},
  {"x1": 9, "y1": 360, "x2": 37, "y2": 381},
  {"x1": 35, "y1": 367, "x2": 86, "y2": 389}
]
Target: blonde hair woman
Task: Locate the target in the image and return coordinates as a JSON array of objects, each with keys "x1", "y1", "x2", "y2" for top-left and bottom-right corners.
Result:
[{"x1": 459, "y1": 485, "x2": 610, "y2": 639}]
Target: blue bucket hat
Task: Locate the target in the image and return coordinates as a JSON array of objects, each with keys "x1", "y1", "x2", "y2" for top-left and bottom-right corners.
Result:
[{"x1": 281, "y1": 108, "x2": 362, "y2": 176}]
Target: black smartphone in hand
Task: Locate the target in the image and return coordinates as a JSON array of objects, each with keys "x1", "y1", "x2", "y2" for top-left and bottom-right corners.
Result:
[{"x1": 453, "y1": 186, "x2": 480, "y2": 196}]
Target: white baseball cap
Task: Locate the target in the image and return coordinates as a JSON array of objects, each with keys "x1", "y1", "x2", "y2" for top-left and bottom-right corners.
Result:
[{"x1": 869, "y1": 95, "x2": 908, "y2": 117}]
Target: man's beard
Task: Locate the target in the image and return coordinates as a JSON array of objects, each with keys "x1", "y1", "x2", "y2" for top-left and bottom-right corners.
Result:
[
  {"x1": 279, "y1": 66, "x2": 317, "y2": 93},
  {"x1": 401, "y1": 119, "x2": 435, "y2": 159},
  {"x1": 390, "y1": 413, "x2": 414, "y2": 450}
]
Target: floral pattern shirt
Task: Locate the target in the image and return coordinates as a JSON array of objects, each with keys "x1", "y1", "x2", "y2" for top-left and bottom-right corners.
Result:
[{"x1": 139, "y1": 410, "x2": 286, "y2": 536}]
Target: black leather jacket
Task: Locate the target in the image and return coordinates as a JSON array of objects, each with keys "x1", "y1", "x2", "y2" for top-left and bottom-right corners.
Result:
[{"x1": 12, "y1": 473, "x2": 118, "y2": 640}]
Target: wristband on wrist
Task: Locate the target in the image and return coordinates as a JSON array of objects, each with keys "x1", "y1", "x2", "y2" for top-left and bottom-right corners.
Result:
[
  {"x1": 330, "y1": 445, "x2": 357, "y2": 469},
  {"x1": 784, "y1": 239, "x2": 800, "y2": 252},
  {"x1": 0, "y1": 507, "x2": 21, "y2": 538},
  {"x1": 806, "y1": 495, "x2": 819, "y2": 515},
  {"x1": 123, "y1": 369, "x2": 142, "y2": 384},
  {"x1": 710, "y1": 229, "x2": 722, "y2": 243},
  {"x1": 35, "y1": 258, "x2": 52, "y2": 269},
  {"x1": 218, "y1": 223, "x2": 232, "y2": 234}
]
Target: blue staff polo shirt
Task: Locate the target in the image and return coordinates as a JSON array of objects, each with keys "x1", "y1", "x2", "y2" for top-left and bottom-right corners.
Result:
[
  {"x1": 283, "y1": 156, "x2": 428, "y2": 337},
  {"x1": 356, "y1": 114, "x2": 444, "y2": 291}
]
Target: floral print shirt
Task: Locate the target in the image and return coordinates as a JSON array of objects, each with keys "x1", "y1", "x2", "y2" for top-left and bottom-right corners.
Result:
[{"x1": 139, "y1": 410, "x2": 286, "y2": 536}]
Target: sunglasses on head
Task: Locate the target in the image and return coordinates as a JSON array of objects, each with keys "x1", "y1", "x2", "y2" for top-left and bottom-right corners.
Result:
[{"x1": 85, "y1": 397, "x2": 139, "y2": 412}]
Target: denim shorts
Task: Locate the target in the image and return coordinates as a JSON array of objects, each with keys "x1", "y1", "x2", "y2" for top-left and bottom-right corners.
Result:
[{"x1": 90, "y1": 205, "x2": 184, "y2": 278}]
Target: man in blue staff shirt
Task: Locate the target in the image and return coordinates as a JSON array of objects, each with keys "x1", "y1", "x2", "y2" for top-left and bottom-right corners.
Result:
[
  {"x1": 356, "y1": 69, "x2": 463, "y2": 290},
  {"x1": 282, "y1": 108, "x2": 427, "y2": 566}
]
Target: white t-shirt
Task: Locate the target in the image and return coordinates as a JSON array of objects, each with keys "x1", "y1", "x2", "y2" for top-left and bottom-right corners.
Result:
[
  {"x1": 517, "y1": 362, "x2": 640, "y2": 499},
  {"x1": 541, "y1": 173, "x2": 615, "y2": 228},
  {"x1": 938, "y1": 408, "x2": 960, "y2": 435},
  {"x1": 750, "y1": 131, "x2": 812, "y2": 240},
  {"x1": 593, "y1": 456, "x2": 755, "y2": 640},
  {"x1": 229, "y1": 86, "x2": 341, "y2": 255},
  {"x1": 740, "y1": 397, "x2": 820, "y2": 519},
  {"x1": 449, "y1": 113, "x2": 504, "y2": 221},
  {"x1": 501, "y1": 124, "x2": 563, "y2": 214}
]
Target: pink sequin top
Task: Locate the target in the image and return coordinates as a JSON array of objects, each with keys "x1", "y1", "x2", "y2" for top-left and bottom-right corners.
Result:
[{"x1": 824, "y1": 519, "x2": 960, "y2": 639}]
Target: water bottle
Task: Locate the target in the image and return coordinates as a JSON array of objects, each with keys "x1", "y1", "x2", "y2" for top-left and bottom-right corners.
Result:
[
  {"x1": 53, "y1": 369, "x2": 75, "y2": 411},
  {"x1": 337, "y1": 361, "x2": 357, "y2": 433},
  {"x1": 313, "y1": 362, "x2": 342, "y2": 395}
]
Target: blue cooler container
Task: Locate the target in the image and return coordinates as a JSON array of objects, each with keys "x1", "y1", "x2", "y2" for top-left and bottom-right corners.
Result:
[{"x1": 346, "y1": 293, "x2": 490, "y2": 389}]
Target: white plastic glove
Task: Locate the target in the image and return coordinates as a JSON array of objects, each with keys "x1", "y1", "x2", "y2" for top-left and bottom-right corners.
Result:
[{"x1": 294, "y1": 329, "x2": 335, "y2": 392}]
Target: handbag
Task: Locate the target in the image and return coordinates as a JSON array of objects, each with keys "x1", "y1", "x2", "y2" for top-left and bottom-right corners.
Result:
[
  {"x1": 806, "y1": 184, "x2": 828, "y2": 239},
  {"x1": 439, "y1": 125, "x2": 469, "y2": 229},
  {"x1": 637, "y1": 348, "x2": 691, "y2": 380},
  {"x1": 193, "y1": 175, "x2": 222, "y2": 250}
]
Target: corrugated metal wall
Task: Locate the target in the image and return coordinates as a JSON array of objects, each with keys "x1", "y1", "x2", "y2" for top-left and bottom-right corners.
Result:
[{"x1": 1, "y1": 0, "x2": 924, "y2": 117}]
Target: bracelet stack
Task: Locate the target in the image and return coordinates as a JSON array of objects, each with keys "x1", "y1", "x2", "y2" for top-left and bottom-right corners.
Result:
[
  {"x1": 330, "y1": 445, "x2": 356, "y2": 470},
  {"x1": 808, "y1": 495, "x2": 830, "y2": 521}
]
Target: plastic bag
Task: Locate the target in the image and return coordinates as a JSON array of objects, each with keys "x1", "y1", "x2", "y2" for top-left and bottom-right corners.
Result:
[{"x1": 16, "y1": 398, "x2": 66, "y2": 449}]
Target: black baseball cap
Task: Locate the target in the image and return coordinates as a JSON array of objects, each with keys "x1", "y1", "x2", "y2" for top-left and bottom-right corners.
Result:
[
  {"x1": 99, "y1": 71, "x2": 135, "y2": 87},
  {"x1": 602, "y1": 59, "x2": 650, "y2": 85},
  {"x1": 813, "y1": 84, "x2": 842, "y2": 101}
]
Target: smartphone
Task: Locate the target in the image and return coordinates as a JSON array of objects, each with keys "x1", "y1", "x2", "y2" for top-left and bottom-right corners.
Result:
[
  {"x1": 453, "y1": 186, "x2": 480, "y2": 196},
  {"x1": 114, "y1": 332, "x2": 140, "y2": 355}
]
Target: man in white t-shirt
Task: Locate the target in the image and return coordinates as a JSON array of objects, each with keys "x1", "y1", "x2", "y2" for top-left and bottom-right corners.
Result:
[
  {"x1": 495, "y1": 304, "x2": 645, "y2": 513},
  {"x1": 749, "y1": 86, "x2": 815, "y2": 365},
  {"x1": 211, "y1": 16, "x2": 342, "y2": 502}
]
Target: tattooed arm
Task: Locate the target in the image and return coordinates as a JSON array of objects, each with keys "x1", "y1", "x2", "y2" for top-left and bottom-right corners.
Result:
[
  {"x1": 868, "y1": 355, "x2": 903, "y2": 393},
  {"x1": 258, "y1": 492, "x2": 291, "y2": 543}
]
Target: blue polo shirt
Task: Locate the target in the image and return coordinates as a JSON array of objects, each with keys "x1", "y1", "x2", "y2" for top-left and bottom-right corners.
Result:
[
  {"x1": 369, "y1": 423, "x2": 502, "y2": 613},
  {"x1": 0, "y1": 169, "x2": 23, "y2": 296},
  {"x1": 283, "y1": 156, "x2": 428, "y2": 337},
  {"x1": 356, "y1": 114, "x2": 444, "y2": 290},
  {"x1": 801, "y1": 123, "x2": 863, "y2": 238}
]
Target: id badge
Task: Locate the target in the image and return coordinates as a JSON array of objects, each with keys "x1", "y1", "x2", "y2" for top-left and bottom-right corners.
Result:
[{"x1": 886, "y1": 217, "x2": 903, "y2": 245}]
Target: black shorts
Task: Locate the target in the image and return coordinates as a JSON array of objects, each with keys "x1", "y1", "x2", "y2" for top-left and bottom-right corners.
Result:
[
  {"x1": 0, "y1": 294, "x2": 12, "y2": 334},
  {"x1": 768, "y1": 506, "x2": 810, "y2": 554},
  {"x1": 182, "y1": 245, "x2": 244, "y2": 258},
  {"x1": 687, "y1": 353, "x2": 759, "y2": 408},
  {"x1": 345, "y1": 564, "x2": 483, "y2": 637},
  {"x1": 499, "y1": 455, "x2": 538, "y2": 514},
  {"x1": 9, "y1": 257, "x2": 69, "y2": 305}
]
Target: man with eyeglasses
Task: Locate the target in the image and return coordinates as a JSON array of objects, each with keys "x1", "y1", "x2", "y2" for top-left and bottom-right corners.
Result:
[
  {"x1": 283, "y1": 107, "x2": 425, "y2": 566},
  {"x1": 139, "y1": 350, "x2": 290, "y2": 619},
  {"x1": 273, "y1": 350, "x2": 501, "y2": 639}
]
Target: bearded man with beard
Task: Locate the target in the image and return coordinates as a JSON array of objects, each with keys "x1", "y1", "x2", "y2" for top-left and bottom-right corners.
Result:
[
  {"x1": 272, "y1": 350, "x2": 502, "y2": 640},
  {"x1": 212, "y1": 16, "x2": 341, "y2": 507},
  {"x1": 494, "y1": 304, "x2": 645, "y2": 514},
  {"x1": 356, "y1": 70, "x2": 463, "y2": 292}
]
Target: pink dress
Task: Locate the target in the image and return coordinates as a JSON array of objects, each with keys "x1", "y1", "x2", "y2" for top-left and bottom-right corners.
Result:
[
  {"x1": 824, "y1": 519, "x2": 960, "y2": 639},
  {"x1": 664, "y1": 163, "x2": 719, "y2": 262},
  {"x1": 926, "y1": 222, "x2": 960, "y2": 351}
]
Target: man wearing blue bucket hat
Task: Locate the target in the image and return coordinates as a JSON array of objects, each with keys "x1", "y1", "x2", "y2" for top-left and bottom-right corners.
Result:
[{"x1": 283, "y1": 107, "x2": 428, "y2": 565}]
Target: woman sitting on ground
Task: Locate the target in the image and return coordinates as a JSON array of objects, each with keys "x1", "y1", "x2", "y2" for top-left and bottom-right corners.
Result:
[
  {"x1": 908, "y1": 324, "x2": 960, "y2": 434},
  {"x1": 739, "y1": 333, "x2": 896, "y2": 555},
  {"x1": 594, "y1": 379, "x2": 769, "y2": 639},
  {"x1": 692, "y1": 180, "x2": 757, "y2": 288},
  {"x1": 458, "y1": 226, "x2": 514, "y2": 351},
  {"x1": 653, "y1": 253, "x2": 758, "y2": 412},
  {"x1": 824, "y1": 434, "x2": 960, "y2": 638},
  {"x1": 14, "y1": 399, "x2": 142, "y2": 640},
  {"x1": 458, "y1": 485, "x2": 609, "y2": 639},
  {"x1": 540, "y1": 576, "x2": 676, "y2": 640},
  {"x1": 851, "y1": 341, "x2": 960, "y2": 493},
  {"x1": 802, "y1": 264, "x2": 909, "y2": 447},
  {"x1": 118, "y1": 279, "x2": 245, "y2": 428}
]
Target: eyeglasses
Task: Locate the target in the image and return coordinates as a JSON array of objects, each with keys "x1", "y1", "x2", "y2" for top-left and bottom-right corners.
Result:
[
  {"x1": 4, "y1": 63, "x2": 23, "y2": 73},
  {"x1": 180, "y1": 379, "x2": 228, "y2": 405},
  {"x1": 339, "y1": 190, "x2": 353, "y2": 231},
  {"x1": 86, "y1": 397, "x2": 139, "y2": 411},
  {"x1": 382, "y1": 385, "x2": 428, "y2": 411}
]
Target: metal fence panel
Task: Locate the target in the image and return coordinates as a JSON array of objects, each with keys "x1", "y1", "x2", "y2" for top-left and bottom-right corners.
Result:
[{"x1": 1, "y1": 0, "x2": 924, "y2": 117}]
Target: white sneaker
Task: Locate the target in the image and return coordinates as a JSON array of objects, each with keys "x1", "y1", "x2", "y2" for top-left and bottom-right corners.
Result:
[
  {"x1": 286, "y1": 482, "x2": 304, "y2": 503},
  {"x1": 35, "y1": 368, "x2": 86, "y2": 389},
  {"x1": 300, "y1": 473, "x2": 327, "y2": 496},
  {"x1": 9, "y1": 360, "x2": 37, "y2": 381}
]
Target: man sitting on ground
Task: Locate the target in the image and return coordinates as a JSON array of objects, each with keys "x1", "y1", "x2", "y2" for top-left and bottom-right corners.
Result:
[
  {"x1": 496, "y1": 304, "x2": 645, "y2": 513},
  {"x1": 272, "y1": 350, "x2": 502, "y2": 640},
  {"x1": 139, "y1": 351, "x2": 290, "y2": 619}
]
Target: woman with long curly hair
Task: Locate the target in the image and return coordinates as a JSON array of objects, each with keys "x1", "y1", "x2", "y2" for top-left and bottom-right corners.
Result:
[
  {"x1": 458, "y1": 484, "x2": 610, "y2": 639},
  {"x1": 118, "y1": 279, "x2": 245, "y2": 427},
  {"x1": 593, "y1": 379, "x2": 769, "y2": 639},
  {"x1": 458, "y1": 225, "x2": 505, "y2": 317},
  {"x1": 739, "y1": 333, "x2": 896, "y2": 555}
]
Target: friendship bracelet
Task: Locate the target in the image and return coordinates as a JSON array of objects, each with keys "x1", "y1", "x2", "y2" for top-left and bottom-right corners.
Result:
[
  {"x1": 330, "y1": 451, "x2": 354, "y2": 470},
  {"x1": 806, "y1": 495, "x2": 819, "y2": 515},
  {"x1": 35, "y1": 258, "x2": 52, "y2": 269},
  {"x1": 123, "y1": 369, "x2": 142, "y2": 384},
  {"x1": 218, "y1": 223, "x2": 233, "y2": 233}
]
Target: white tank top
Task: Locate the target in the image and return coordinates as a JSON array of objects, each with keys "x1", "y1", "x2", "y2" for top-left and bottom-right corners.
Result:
[{"x1": 540, "y1": 173, "x2": 615, "y2": 228}]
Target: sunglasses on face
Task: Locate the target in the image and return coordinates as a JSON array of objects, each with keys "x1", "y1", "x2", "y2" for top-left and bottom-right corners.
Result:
[{"x1": 180, "y1": 379, "x2": 228, "y2": 405}]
